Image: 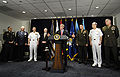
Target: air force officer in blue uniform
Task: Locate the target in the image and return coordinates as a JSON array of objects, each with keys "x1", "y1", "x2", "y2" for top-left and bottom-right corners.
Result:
[{"x1": 16, "y1": 26, "x2": 28, "y2": 61}]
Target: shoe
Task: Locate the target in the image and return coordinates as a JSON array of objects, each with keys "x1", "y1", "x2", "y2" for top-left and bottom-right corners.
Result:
[
  {"x1": 98, "y1": 64, "x2": 101, "y2": 68},
  {"x1": 8, "y1": 61, "x2": 13, "y2": 62},
  {"x1": 92, "y1": 63, "x2": 97, "y2": 67},
  {"x1": 28, "y1": 59, "x2": 32, "y2": 62},
  {"x1": 34, "y1": 59, "x2": 37, "y2": 62}
]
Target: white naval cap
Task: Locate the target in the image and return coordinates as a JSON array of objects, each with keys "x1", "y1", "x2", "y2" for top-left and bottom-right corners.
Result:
[
  {"x1": 92, "y1": 22, "x2": 97, "y2": 25},
  {"x1": 21, "y1": 26, "x2": 25, "y2": 28}
]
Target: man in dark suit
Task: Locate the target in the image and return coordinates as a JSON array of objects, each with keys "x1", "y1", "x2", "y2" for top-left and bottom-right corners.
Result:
[
  {"x1": 3, "y1": 26, "x2": 15, "y2": 62},
  {"x1": 40, "y1": 28, "x2": 50, "y2": 60},
  {"x1": 15, "y1": 26, "x2": 28, "y2": 61},
  {"x1": 56, "y1": 24, "x2": 75, "y2": 67}
]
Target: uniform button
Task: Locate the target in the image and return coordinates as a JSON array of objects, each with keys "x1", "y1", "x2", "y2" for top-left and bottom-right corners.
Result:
[{"x1": 107, "y1": 35, "x2": 109, "y2": 37}]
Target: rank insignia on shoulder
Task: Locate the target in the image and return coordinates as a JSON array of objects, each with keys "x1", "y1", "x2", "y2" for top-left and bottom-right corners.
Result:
[
  {"x1": 83, "y1": 30, "x2": 86, "y2": 34},
  {"x1": 111, "y1": 26, "x2": 115, "y2": 30},
  {"x1": 102, "y1": 26, "x2": 106, "y2": 31}
]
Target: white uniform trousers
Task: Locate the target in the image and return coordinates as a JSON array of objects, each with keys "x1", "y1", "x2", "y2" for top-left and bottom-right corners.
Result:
[
  {"x1": 29, "y1": 41, "x2": 37, "y2": 60},
  {"x1": 92, "y1": 40, "x2": 102, "y2": 65}
]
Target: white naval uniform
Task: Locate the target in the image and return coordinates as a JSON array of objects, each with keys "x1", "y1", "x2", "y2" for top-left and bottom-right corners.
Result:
[
  {"x1": 89, "y1": 28, "x2": 103, "y2": 65},
  {"x1": 28, "y1": 32, "x2": 40, "y2": 60}
]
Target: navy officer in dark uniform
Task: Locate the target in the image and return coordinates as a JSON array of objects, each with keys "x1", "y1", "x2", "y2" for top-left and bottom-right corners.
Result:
[
  {"x1": 3, "y1": 26, "x2": 15, "y2": 62},
  {"x1": 15, "y1": 26, "x2": 28, "y2": 61}
]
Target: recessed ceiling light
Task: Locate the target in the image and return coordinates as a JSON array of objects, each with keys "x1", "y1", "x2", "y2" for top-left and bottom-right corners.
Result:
[
  {"x1": 22, "y1": 11, "x2": 26, "y2": 14},
  {"x1": 95, "y1": 6, "x2": 99, "y2": 9},
  {"x1": 44, "y1": 10, "x2": 48, "y2": 12},
  {"x1": 34, "y1": 18, "x2": 37, "y2": 19},
  {"x1": 68, "y1": 8, "x2": 72, "y2": 11},
  {"x1": 91, "y1": 15, "x2": 94, "y2": 17},
  {"x1": 2, "y1": 0, "x2": 8, "y2": 4}
]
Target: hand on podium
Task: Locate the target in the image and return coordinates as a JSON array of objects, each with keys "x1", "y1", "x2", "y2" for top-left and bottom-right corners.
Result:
[
  {"x1": 47, "y1": 33, "x2": 50, "y2": 37},
  {"x1": 72, "y1": 34, "x2": 75, "y2": 38}
]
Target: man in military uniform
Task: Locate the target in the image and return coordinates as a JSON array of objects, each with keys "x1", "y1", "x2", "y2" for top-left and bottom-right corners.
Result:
[
  {"x1": 76, "y1": 24, "x2": 88, "y2": 64},
  {"x1": 89, "y1": 22, "x2": 103, "y2": 68},
  {"x1": 3, "y1": 26, "x2": 15, "y2": 62},
  {"x1": 28, "y1": 27, "x2": 40, "y2": 62},
  {"x1": 15, "y1": 26, "x2": 28, "y2": 61},
  {"x1": 102, "y1": 19, "x2": 119, "y2": 68}
]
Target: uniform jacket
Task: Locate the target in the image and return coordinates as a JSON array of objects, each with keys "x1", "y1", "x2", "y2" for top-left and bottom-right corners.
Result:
[{"x1": 102, "y1": 25, "x2": 119, "y2": 47}]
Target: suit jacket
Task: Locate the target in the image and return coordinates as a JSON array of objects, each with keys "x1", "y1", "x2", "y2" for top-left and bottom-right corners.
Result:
[
  {"x1": 56, "y1": 30, "x2": 71, "y2": 38},
  {"x1": 41, "y1": 33, "x2": 49, "y2": 42}
]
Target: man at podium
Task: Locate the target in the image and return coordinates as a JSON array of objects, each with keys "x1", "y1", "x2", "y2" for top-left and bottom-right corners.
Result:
[{"x1": 56, "y1": 24, "x2": 75, "y2": 67}]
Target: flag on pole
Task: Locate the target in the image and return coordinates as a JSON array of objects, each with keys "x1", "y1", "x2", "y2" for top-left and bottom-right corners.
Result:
[
  {"x1": 68, "y1": 19, "x2": 77, "y2": 61},
  {"x1": 65, "y1": 19, "x2": 67, "y2": 30},
  {"x1": 82, "y1": 18, "x2": 85, "y2": 30},
  {"x1": 50, "y1": 20, "x2": 54, "y2": 35},
  {"x1": 50, "y1": 20, "x2": 55, "y2": 59},
  {"x1": 60, "y1": 19, "x2": 62, "y2": 24},
  {"x1": 56, "y1": 20, "x2": 59, "y2": 32},
  {"x1": 75, "y1": 19, "x2": 79, "y2": 33}
]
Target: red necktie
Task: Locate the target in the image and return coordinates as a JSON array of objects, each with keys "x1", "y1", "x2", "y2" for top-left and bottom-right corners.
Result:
[{"x1": 61, "y1": 31, "x2": 63, "y2": 36}]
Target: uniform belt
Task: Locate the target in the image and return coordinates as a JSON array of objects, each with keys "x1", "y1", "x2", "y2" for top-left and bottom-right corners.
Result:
[
  {"x1": 31, "y1": 39, "x2": 37, "y2": 41},
  {"x1": 94, "y1": 39, "x2": 96, "y2": 40}
]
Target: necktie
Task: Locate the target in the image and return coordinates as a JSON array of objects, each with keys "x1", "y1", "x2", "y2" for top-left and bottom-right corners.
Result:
[{"x1": 61, "y1": 31, "x2": 63, "y2": 36}]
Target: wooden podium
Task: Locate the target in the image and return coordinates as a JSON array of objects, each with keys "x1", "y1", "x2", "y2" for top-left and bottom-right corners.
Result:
[{"x1": 48, "y1": 34, "x2": 68, "y2": 73}]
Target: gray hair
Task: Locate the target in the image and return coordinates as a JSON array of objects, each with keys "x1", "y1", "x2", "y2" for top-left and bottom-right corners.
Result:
[{"x1": 92, "y1": 22, "x2": 97, "y2": 25}]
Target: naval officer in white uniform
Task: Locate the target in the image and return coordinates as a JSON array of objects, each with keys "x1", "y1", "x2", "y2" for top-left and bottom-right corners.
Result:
[
  {"x1": 89, "y1": 22, "x2": 103, "y2": 68},
  {"x1": 28, "y1": 27, "x2": 40, "y2": 62}
]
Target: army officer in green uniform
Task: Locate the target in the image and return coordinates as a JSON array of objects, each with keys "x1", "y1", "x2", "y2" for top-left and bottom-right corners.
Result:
[
  {"x1": 102, "y1": 19, "x2": 119, "y2": 68},
  {"x1": 76, "y1": 24, "x2": 89, "y2": 64}
]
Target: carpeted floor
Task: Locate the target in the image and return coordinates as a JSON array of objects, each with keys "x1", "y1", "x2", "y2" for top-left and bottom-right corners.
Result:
[{"x1": 0, "y1": 61, "x2": 120, "y2": 77}]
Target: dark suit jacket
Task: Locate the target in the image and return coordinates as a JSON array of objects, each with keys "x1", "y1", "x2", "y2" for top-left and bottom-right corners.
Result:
[
  {"x1": 41, "y1": 33, "x2": 49, "y2": 42},
  {"x1": 56, "y1": 30, "x2": 71, "y2": 38}
]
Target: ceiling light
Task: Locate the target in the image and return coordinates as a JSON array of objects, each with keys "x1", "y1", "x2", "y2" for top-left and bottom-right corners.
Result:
[
  {"x1": 2, "y1": 0, "x2": 8, "y2": 4},
  {"x1": 95, "y1": 6, "x2": 99, "y2": 9},
  {"x1": 91, "y1": 15, "x2": 94, "y2": 17},
  {"x1": 22, "y1": 11, "x2": 26, "y2": 14},
  {"x1": 68, "y1": 8, "x2": 72, "y2": 11},
  {"x1": 34, "y1": 18, "x2": 37, "y2": 19},
  {"x1": 44, "y1": 10, "x2": 48, "y2": 12}
]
